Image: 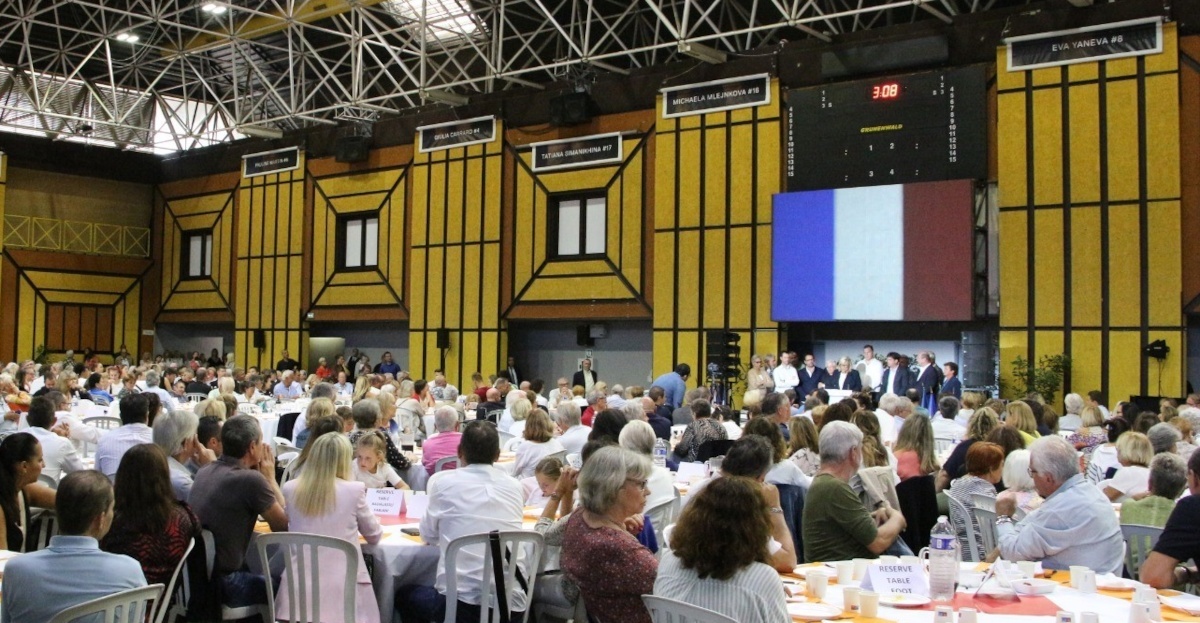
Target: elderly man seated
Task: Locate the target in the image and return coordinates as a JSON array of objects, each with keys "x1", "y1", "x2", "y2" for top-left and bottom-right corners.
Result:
[
  {"x1": 1140, "y1": 448, "x2": 1200, "y2": 588},
  {"x1": 995, "y1": 435, "x2": 1123, "y2": 574},
  {"x1": 803, "y1": 421, "x2": 906, "y2": 562}
]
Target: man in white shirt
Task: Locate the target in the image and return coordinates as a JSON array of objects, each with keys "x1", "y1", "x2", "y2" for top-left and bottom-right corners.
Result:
[
  {"x1": 399, "y1": 421, "x2": 525, "y2": 622},
  {"x1": 555, "y1": 402, "x2": 591, "y2": 456},
  {"x1": 44, "y1": 390, "x2": 101, "y2": 455},
  {"x1": 25, "y1": 396, "x2": 85, "y2": 481},
  {"x1": 94, "y1": 394, "x2": 153, "y2": 481},
  {"x1": 141, "y1": 370, "x2": 178, "y2": 414},
  {"x1": 272, "y1": 371, "x2": 303, "y2": 401},
  {"x1": 861, "y1": 345, "x2": 884, "y2": 392},
  {"x1": 772, "y1": 352, "x2": 799, "y2": 394},
  {"x1": 607, "y1": 384, "x2": 627, "y2": 410},
  {"x1": 547, "y1": 378, "x2": 573, "y2": 411},
  {"x1": 429, "y1": 370, "x2": 458, "y2": 402},
  {"x1": 931, "y1": 396, "x2": 966, "y2": 442},
  {"x1": 876, "y1": 393, "x2": 914, "y2": 445}
]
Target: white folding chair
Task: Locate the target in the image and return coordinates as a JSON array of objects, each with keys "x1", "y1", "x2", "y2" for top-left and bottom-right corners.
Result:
[
  {"x1": 201, "y1": 529, "x2": 270, "y2": 623},
  {"x1": 645, "y1": 488, "x2": 683, "y2": 555},
  {"x1": 972, "y1": 506, "x2": 998, "y2": 557},
  {"x1": 934, "y1": 437, "x2": 956, "y2": 455},
  {"x1": 946, "y1": 494, "x2": 980, "y2": 563},
  {"x1": 544, "y1": 450, "x2": 567, "y2": 464},
  {"x1": 434, "y1": 456, "x2": 459, "y2": 473},
  {"x1": 82, "y1": 415, "x2": 122, "y2": 431},
  {"x1": 255, "y1": 532, "x2": 359, "y2": 623},
  {"x1": 152, "y1": 537, "x2": 195, "y2": 623},
  {"x1": 1123, "y1": 524, "x2": 1165, "y2": 581},
  {"x1": 29, "y1": 508, "x2": 58, "y2": 552},
  {"x1": 642, "y1": 595, "x2": 736, "y2": 623},
  {"x1": 498, "y1": 430, "x2": 516, "y2": 447},
  {"x1": 503, "y1": 437, "x2": 523, "y2": 452},
  {"x1": 444, "y1": 531, "x2": 544, "y2": 623},
  {"x1": 274, "y1": 437, "x2": 300, "y2": 455},
  {"x1": 49, "y1": 583, "x2": 165, "y2": 623},
  {"x1": 37, "y1": 473, "x2": 58, "y2": 489},
  {"x1": 970, "y1": 493, "x2": 996, "y2": 513}
]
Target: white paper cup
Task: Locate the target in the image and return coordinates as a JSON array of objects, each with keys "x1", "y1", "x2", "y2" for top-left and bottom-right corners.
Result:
[
  {"x1": 1017, "y1": 560, "x2": 1037, "y2": 578},
  {"x1": 1069, "y1": 565, "x2": 1088, "y2": 588},
  {"x1": 1080, "y1": 612, "x2": 1099, "y2": 623},
  {"x1": 1134, "y1": 586, "x2": 1158, "y2": 603},
  {"x1": 842, "y1": 586, "x2": 861, "y2": 612},
  {"x1": 934, "y1": 605, "x2": 955, "y2": 623},
  {"x1": 1057, "y1": 611, "x2": 1076, "y2": 623},
  {"x1": 1128, "y1": 601, "x2": 1152, "y2": 623},
  {"x1": 859, "y1": 591, "x2": 879, "y2": 618},
  {"x1": 1078, "y1": 569, "x2": 1097, "y2": 594},
  {"x1": 878, "y1": 555, "x2": 900, "y2": 565},
  {"x1": 806, "y1": 570, "x2": 828, "y2": 600},
  {"x1": 853, "y1": 558, "x2": 870, "y2": 580},
  {"x1": 836, "y1": 561, "x2": 854, "y2": 584},
  {"x1": 959, "y1": 607, "x2": 979, "y2": 623}
]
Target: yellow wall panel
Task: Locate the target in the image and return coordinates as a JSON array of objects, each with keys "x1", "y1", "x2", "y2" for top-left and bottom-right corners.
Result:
[
  {"x1": 538, "y1": 168, "x2": 618, "y2": 195},
  {"x1": 728, "y1": 227, "x2": 752, "y2": 328},
  {"x1": 1107, "y1": 57, "x2": 1138, "y2": 78},
  {"x1": 675, "y1": 230, "x2": 700, "y2": 329},
  {"x1": 538, "y1": 259, "x2": 609, "y2": 277},
  {"x1": 41, "y1": 291, "x2": 120, "y2": 305},
  {"x1": 25, "y1": 271, "x2": 133, "y2": 293},
  {"x1": 445, "y1": 159, "x2": 464, "y2": 244},
  {"x1": 1070, "y1": 330, "x2": 1102, "y2": 397},
  {"x1": 173, "y1": 280, "x2": 213, "y2": 293},
  {"x1": 1147, "y1": 201, "x2": 1182, "y2": 327},
  {"x1": 1146, "y1": 24, "x2": 1177, "y2": 73},
  {"x1": 652, "y1": 331, "x2": 675, "y2": 380},
  {"x1": 461, "y1": 246, "x2": 480, "y2": 330},
  {"x1": 481, "y1": 244, "x2": 500, "y2": 328},
  {"x1": 621, "y1": 157, "x2": 644, "y2": 289},
  {"x1": 1032, "y1": 89, "x2": 1064, "y2": 206},
  {"x1": 484, "y1": 158, "x2": 502, "y2": 244},
  {"x1": 1070, "y1": 206, "x2": 1102, "y2": 327},
  {"x1": 997, "y1": 92, "x2": 1028, "y2": 208},
  {"x1": 703, "y1": 127, "x2": 728, "y2": 227},
  {"x1": 1031, "y1": 67, "x2": 1062, "y2": 86},
  {"x1": 173, "y1": 213, "x2": 221, "y2": 232},
  {"x1": 654, "y1": 233, "x2": 675, "y2": 328},
  {"x1": 1106, "y1": 205, "x2": 1141, "y2": 327},
  {"x1": 1067, "y1": 84, "x2": 1101, "y2": 204},
  {"x1": 524, "y1": 276, "x2": 629, "y2": 301},
  {"x1": 998, "y1": 330, "x2": 1028, "y2": 393},
  {"x1": 1067, "y1": 62, "x2": 1098, "y2": 83},
  {"x1": 411, "y1": 168, "x2": 429, "y2": 246},
  {"x1": 426, "y1": 247, "x2": 445, "y2": 327},
  {"x1": 756, "y1": 225, "x2": 773, "y2": 327},
  {"x1": 329, "y1": 271, "x2": 384, "y2": 286},
  {"x1": 164, "y1": 193, "x2": 229, "y2": 215},
  {"x1": 1034, "y1": 331, "x2": 1065, "y2": 375},
  {"x1": 702, "y1": 229, "x2": 726, "y2": 327},
  {"x1": 444, "y1": 246, "x2": 463, "y2": 327},
  {"x1": 1145, "y1": 74, "x2": 1182, "y2": 200},
  {"x1": 655, "y1": 132, "x2": 676, "y2": 230},
  {"x1": 1107, "y1": 331, "x2": 1143, "y2": 403},
  {"x1": 729, "y1": 124, "x2": 754, "y2": 225},
  {"x1": 161, "y1": 291, "x2": 224, "y2": 310},
  {"x1": 998, "y1": 211, "x2": 1028, "y2": 327},
  {"x1": 1105, "y1": 79, "x2": 1141, "y2": 202},
  {"x1": 1033, "y1": 209, "x2": 1064, "y2": 326},
  {"x1": 997, "y1": 52, "x2": 1025, "y2": 91},
  {"x1": 316, "y1": 284, "x2": 400, "y2": 306},
  {"x1": 17, "y1": 279, "x2": 36, "y2": 359},
  {"x1": 315, "y1": 170, "x2": 402, "y2": 197},
  {"x1": 676, "y1": 131, "x2": 702, "y2": 229}
]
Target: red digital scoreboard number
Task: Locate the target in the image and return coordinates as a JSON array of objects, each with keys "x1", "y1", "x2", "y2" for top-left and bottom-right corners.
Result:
[{"x1": 871, "y1": 82, "x2": 900, "y2": 100}]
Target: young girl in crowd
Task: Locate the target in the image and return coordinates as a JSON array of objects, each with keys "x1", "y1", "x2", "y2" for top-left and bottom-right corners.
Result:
[
  {"x1": 352, "y1": 433, "x2": 407, "y2": 489},
  {"x1": 522, "y1": 457, "x2": 563, "y2": 506}
]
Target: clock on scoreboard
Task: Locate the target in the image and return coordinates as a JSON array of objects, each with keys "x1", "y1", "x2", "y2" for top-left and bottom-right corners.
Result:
[{"x1": 785, "y1": 65, "x2": 988, "y2": 191}]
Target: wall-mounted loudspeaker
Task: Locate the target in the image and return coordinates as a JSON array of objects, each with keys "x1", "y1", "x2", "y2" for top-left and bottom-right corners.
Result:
[
  {"x1": 576, "y1": 325, "x2": 595, "y2": 347},
  {"x1": 334, "y1": 135, "x2": 371, "y2": 163},
  {"x1": 436, "y1": 329, "x2": 451, "y2": 349},
  {"x1": 253, "y1": 329, "x2": 266, "y2": 349},
  {"x1": 550, "y1": 93, "x2": 598, "y2": 126}
]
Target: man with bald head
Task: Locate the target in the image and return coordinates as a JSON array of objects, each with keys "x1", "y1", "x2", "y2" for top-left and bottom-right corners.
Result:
[
  {"x1": 644, "y1": 396, "x2": 671, "y2": 440},
  {"x1": 476, "y1": 388, "x2": 505, "y2": 424}
]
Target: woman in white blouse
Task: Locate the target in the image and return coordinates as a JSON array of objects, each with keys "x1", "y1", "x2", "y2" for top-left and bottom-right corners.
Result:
[
  {"x1": 512, "y1": 408, "x2": 565, "y2": 478},
  {"x1": 1100, "y1": 431, "x2": 1153, "y2": 502}
]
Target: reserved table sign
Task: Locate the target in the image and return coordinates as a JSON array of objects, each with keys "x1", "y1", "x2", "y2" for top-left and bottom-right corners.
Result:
[
  {"x1": 861, "y1": 563, "x2": 929, "y2": 596},
  {"x1": 367, "y1": 488, "x2": 404, "y2": 516}
]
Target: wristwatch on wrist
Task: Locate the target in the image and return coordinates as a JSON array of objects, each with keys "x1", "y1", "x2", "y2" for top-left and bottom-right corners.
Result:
[
  {"x1": 549, "y1": 493, "x2": 562, "y2": 501},
  {"x1": 995, "y1": 514, "x2": 1014, "y2": 525},
  {"x1": 768, "y1": 506, "x2": 784, "y2": 515}
]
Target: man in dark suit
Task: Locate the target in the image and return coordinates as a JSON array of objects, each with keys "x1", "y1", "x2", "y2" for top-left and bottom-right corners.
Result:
[
  {"x1": 797, "y1": 354, "x2": 826, "y2": 397},
  {"x1": 913, "y1": 351, "x2": 941, "y2": 402},
  {"x1": 941, "y1": 362, "x2": 962, "y2": 399},
  {"x1": 504, "y1": 356, "x2": 521, "y2": 386},
  {"x1": 571, "y1": 358, "x2": 598, "y2": 391},
  {"x1": 878, "y1": 352, "x2": 913, "y2": 396}
]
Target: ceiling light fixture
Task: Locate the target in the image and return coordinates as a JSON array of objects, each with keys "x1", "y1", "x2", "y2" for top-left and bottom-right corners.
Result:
[
  {"x1": 678, "y1": 41, "x2": 726, "y2": 64},
  {"x1": 421, "y1": 89, "x2": 469, "y2": 106},
  {"x1": 237, "y1": 124, "x2": 284, "y2": 139},
  {"x1": 200, "y1": 2, "x2": 228, "y2": 14},
  {"x1": 115, "y1": 32, "x2": 140, "y2": 43}
]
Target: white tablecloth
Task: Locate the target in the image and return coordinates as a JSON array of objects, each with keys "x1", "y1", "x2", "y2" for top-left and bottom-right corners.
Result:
[{"x1": 366, "y1": 524, "x2": 441, "y2": 623}]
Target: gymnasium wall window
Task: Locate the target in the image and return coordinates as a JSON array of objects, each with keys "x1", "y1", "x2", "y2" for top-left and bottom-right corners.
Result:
[{"x1": 549, "y1": 193, "x2": 606, "y2": 258}]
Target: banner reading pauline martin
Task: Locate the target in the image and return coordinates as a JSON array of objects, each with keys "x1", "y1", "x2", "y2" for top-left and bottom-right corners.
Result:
[
  {"x1": 661, "y1": 74, "x2": 771, "y2": 119},
  {"x1": 1006, "y1": 17, "x2": 1162, "y2": 71}
]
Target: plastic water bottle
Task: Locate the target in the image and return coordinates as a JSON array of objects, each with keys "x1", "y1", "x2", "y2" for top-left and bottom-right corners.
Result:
[
  {"x1": 928, "y1": 515, "x2": 960, "y2": 602},
  {"x1": 653, "y1": 439, "x2": 668, "y2": 468}
]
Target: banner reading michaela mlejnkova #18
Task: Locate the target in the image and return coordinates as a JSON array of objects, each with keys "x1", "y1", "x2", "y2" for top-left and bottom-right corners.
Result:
[
  {"x1": 1006, "y1": 17, "x2": 1162, "y2": 71},
  {"x1": 661, "y1": 74, "x2": 771, "y2": 119}
]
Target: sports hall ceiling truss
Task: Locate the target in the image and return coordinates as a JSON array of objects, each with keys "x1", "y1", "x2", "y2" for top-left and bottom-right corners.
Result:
[{"x1": 0, "y1": 0, "x2": 1024, "y2": 153}]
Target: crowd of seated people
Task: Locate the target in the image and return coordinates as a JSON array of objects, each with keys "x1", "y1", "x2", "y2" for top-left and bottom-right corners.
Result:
[{"x1": 6, "y1": 346, "x2": 1200, "y2": 622}]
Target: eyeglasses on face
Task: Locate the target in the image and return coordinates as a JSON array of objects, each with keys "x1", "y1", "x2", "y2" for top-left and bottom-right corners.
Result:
[{"x1": 625, "y1": 478, "x2": 649, "y2": 491}]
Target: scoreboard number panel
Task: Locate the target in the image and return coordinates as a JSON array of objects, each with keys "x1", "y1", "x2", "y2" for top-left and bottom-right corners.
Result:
[{"x1": 785, "y1": 65, "x2": 988, "y2": 191}]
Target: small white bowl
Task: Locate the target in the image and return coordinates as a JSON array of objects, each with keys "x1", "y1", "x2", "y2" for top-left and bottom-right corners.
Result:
[{"x1": 1012, "y1": 578, "x2": 1057, "y2": 595}]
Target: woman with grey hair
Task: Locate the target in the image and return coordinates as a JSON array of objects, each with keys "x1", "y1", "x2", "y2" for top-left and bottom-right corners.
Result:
[
  {"x1": 152, "y1": 410, "x2": 214, "y2": 501},
  {"x1": 1060, "y1": 393, "x2": 1085, "y2": 431},
  {"x1": 1147, "y1": 422, "x2": 1183, "y2": 455},
  {"x1": 394, "y1": 380, "x2": 426, "y2": 441},
  {"x1": 1119, "y1": 452, "x2": 1187, "y2": 528},
  {"x1": 561, "y1": 446, "x2": 657, "y2": 623},
  {"x1": 619, "y1": 420, "x2": 675, "y2": 511}
]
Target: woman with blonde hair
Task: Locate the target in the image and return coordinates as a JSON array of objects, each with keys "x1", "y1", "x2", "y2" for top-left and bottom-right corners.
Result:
[
  {"x1": 508, "y1": 397, "x2": 533, "y2": 439},
  {"x1": 787, "y1": 416, "x2": 820, "y2": 476},
  {"x1": 351, "y1": 376, "x2": 373, "y2": 402},
  {"x1": 513, "y1": 408, "x2": 565, "y2": 478},
  {"x1": 207, "y1": 375, "x2": 235, "y2": 400},
  {"x1": 850, "y1": 410, "x2": 889, "y2": 468},
  {"x1": 957, "y1": 391, "x2": 984, "y2": 426},
  {"x1": 1171, "y1": 416, "x2": 1198, "y2": 457},
  {"x1": 194, "y1": 398, "x2": 227, "y2": 420},
  {"x1": 894, "y1": 414, "x2": 940, "y2": 480},
  {"x1": 1067, "y1": 405, "x2": 1108, "y2": 453},
  {"x1": 295, "y1": 397, "x2": 336, "y2": 449},
  {"x1": 939, "y1": 407, "x2": 1000, "y2": 489},
  {"x1": 1005, "y1": 401, "x2": 1041, "y2": 445},
  {"x1": 281, "y1": 433, "x2": 382, "y2": 623},
  {"x1": 1100, "y1": 431, "x2": 1154, "y2": 502}
]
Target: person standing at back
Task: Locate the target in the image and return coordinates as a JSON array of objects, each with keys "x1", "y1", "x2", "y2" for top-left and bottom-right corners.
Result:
[{"x1": 651, "y1": 364, "x2": 690, "y2": 410}]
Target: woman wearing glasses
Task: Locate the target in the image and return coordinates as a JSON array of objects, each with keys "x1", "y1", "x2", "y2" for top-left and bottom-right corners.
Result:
[{"x1": 561, "y1": 446, "x2": 657, "y2": 623}]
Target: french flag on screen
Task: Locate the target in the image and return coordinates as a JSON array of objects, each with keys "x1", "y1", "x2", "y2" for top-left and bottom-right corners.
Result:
[{"x1": 770, "y1": 180, "x2": 973, "y2": 322}]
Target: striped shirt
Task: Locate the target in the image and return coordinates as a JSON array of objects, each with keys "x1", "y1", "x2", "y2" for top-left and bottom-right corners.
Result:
[{"x1": 653, "y1": 550, "x2": 789, "y2": 623}]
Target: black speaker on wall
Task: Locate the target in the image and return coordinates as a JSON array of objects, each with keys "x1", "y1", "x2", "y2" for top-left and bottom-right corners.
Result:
[
  {"x1": 576, "y1": 325, "x2": 595, "y2": 347},
  {"x1": 253, "y1": 330, "x2": 266, "y2": 349},
  {"x1": 436, "y1": 329, "x2": 451, "y2": 349},
  {"x1": 550, "y1": 92, "x2": 598, "y2": 127},
  {"x1": 334, "y1": 135, "x2": 371, "y2": 163}
]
